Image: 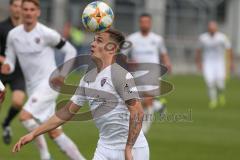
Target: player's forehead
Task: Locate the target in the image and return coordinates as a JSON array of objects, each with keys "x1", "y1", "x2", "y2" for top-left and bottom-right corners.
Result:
[
  {"x1": 22, "y1": 1, "x2": 38, "y2": 9},
  {"x1": 95, "y1": 32, "x2": 110, "y2": 40},
  {"x1": 11, "y1": 0, "x2": 22, "y2": 6},
  {"x1": 140, "y1": 16, "x2": 151, "y2": 21},
  {"x1": 208, "y1": 21, "x2": 217, "y2": 27}
]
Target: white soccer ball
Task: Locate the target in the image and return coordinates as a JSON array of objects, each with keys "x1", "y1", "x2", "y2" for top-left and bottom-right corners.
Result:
[{"x1": 82, "y1": 1, "x2": 114, "y2": 32}]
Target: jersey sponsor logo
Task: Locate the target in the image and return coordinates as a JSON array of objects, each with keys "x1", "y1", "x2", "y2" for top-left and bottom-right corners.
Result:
[
  {"x1": 151, "y1": 40, "x2": 157, "y2": 46},
  {"x1": 35, "y1": 37, "x2": 41, "y2": 44},
  {"x1": 32, "y1": 98, "x2": 37, "y2": 103},
  {"x1": 101, "y1": 78, "x2": 107, "y2": 87},
  {"x1": 124, "y1": 84, "x2": 132, "y2": 94}
]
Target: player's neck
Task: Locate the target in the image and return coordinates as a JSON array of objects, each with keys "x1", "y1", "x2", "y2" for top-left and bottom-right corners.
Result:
[
  {"x1": 10, "y1": 16, "x2": 21, "y2": 26},
  {"x1": 209, "y1": 31, "x2": 217, "y2": 37},
  {"x1": 96, "y1": 58, "x2": 115, "y2": 73},
  {"x1": 141, "y1": 31, "x2": 150, "y2": 37},
  {"x1": 24, "y1": 22, "x2": 37, "y2": 32}
]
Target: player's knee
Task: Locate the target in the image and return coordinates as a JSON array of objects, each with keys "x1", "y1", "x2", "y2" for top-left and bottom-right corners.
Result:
[
  {"x1": 12, "y1": 99, "x2": 24, "y2": 108},
  {"x1": 12, "y1": 91, "x2": 25, "y2": 108},
  {"x1": 48, "y1": 129, "x2": 62, "y2": 139}
]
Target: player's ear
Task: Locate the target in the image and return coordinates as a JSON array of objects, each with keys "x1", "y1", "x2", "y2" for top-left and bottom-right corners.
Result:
[
  {"x1": 104, "y1": 42, "x2": 118, "y2": 54},
  {"x1": 37, "y1": 8, "x2": 41, "y2": 17}
]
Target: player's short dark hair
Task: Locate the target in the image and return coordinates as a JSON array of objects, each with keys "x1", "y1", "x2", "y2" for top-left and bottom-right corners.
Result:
[
  {"x1": 9, "y1": 0, "x2": 21, "y2": 5},
  {"x1": 106, "y1": 29, "x2": 125, "y2": 50},
  {"x1": 22, "y1": 0, "x2": 40, "y2": 8},
  {"x1": 140, "y1": 13, "x2": 152, "y2": 19}
]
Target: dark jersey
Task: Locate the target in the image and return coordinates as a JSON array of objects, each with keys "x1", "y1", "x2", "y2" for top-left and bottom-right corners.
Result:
[
  {"x1": 0, "y1": 18, "x2": 14, "y2": 55},
  {"x1": 0, "y1": 18, "x2": 25, "y2": 91}
]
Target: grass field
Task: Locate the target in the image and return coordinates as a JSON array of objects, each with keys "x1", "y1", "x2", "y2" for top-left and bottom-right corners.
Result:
[{"x1": 0, "y1": 75, "x2": 239, "y2": 160}]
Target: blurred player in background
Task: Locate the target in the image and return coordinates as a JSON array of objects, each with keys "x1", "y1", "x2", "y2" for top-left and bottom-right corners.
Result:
[
  {"x1": 1, "y1": 0, "x2": 85, "y2": 159},
  {"x1": 12, "y1": 29, "x2": 149, "y2": 160},
  {"x1": 196, "y1": 21, "x2": 234, "y2": 109},
  {"x1": 125, "y1": 13, "x2": 172, "y2": 134},
  {"x1": 0, "y1": 0, "x2": 25, "y2": 145}
]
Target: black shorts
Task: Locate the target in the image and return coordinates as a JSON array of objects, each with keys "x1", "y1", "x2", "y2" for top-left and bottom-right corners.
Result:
[{"x1": 0, "y1": 66, "x2": 25, "y2": 91}]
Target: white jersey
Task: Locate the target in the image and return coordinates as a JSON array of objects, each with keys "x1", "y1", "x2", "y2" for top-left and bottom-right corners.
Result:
[
  {"x1": 5, "y1": 23, "x2": 74, "y2": 94},
  {"x1": 126, "y1": 32, "x2": 167, "y2": 64},
  {"x1": 71, "y1": 63, "x2": 148, "y2": 149},
  {"x1": 198, "y1": 32, "x2": 231, "y2": 66}
]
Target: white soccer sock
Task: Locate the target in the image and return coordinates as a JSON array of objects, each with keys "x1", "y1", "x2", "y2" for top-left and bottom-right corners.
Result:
[
  {"x1": 153, "y1": 100, "x2": 164, "y2": 112},
  {"x1": 54, "y1": 133, "x2": 86, "y2": 160},
  {"x1": 216, "y1": 79, "x2": 225, "y2": 95},
  {"x1": 142, "y1": 107, "x2": 154, "y2": 134},
  {"x1": 208, "y1": 86, "x2": 217, "y2": 102},
  {"x1": 22, "y1": 119, "x2": 51, "y2": 160}
]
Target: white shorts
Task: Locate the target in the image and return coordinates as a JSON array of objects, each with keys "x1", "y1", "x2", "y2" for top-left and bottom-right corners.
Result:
[
  {"x1": 203, "y1": 62, "x2": 226, "y2": 88},
  {"x1": 24, "y1": 81, "x2": 59, "y2": 123},
  {"x1": 133, "y1": 64, "x2": 161, "y2": 97},
  {"x1": 93, "y1": 144, "x2": 149, "y2": 160}
]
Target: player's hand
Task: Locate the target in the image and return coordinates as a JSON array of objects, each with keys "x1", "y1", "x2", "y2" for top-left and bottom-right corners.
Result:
[
  {"x1": 125, "y1": 145, "x2": 133, "y2": 160},
  {"x1": 50, "y1": 76, "x2": 65, "y2": 89},
  {"x1": 12, "y1": 133, "x2": 35, "y2": 153},
  {"x1": 165, "y1": 63, "x2": 172, "y2": 74},
  {"x1": 1, "y1": 64, "x2": 11, "y2": 74},
  {"x1": 0, "y1": 56, "x2": 5, "y2": 64}
]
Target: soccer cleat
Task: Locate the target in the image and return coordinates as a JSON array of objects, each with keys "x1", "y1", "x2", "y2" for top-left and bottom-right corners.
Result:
[
  {"x1": 219, "y1": 94, "x2": 226, "y2": 107},
  {"x1": 2, "y1": 125, "x2": 12, "y2": 145},
  {"x1": 209, "y1": 100, "x2": 217, "y2": 109}
]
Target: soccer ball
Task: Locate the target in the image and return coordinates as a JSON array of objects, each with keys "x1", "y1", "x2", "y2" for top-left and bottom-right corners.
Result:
[{"x1": 82, "y1": 1, "x2": 114, "y2": 32}]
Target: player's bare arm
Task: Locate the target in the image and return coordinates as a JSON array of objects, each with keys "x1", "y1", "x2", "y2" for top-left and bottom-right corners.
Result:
[
  {"x1": 12, "y1": 101, "x2": 81, "y2": 153},
  {"x1": 161, "y1": 53, "x2": 172, "y2": 73},
  {"x1": 50, "y1": 41, "x2": 77, "y2": 88},
  {"x1": 125, "y1": 99, "x2": 144, "y2": 160},
  {"x1": 0, "y1": 55, "x2": 5, "y2": 64},
  {"x1": 195, "y1": 48, "x2": 202, "y2": 71},
  {"x1": 227, "y1": 48, "x2": 234, "y2": 72}
]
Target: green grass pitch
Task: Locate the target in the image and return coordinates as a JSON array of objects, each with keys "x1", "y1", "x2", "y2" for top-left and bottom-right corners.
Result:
[{"x1": 0, "y1": 75, "x2": 239, "y2": 160}]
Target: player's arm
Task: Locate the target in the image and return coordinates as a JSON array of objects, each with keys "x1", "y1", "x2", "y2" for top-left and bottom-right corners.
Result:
[
  {"x1": 161, "y1": 53, "x2": 172, "y2": 73},
  {"x1": 51, "y1": 40, "x2": 78, "y2": 86},
  {"x1": 159, "y1": 37, "x2": 172, "y2": 73},
  {"x1": 46, "y1": 29, "x2": 77, "y2": 86},
  {"x1": 125, "y1": 99, "x2": 144, "y2": 160},
  {"x1": 196, "y1": 36, "x2": 204, "y2": 72},
  {"x1": 48, "y1": 29, "x2": 77, "y2": 69},
  {"x1": 112, "y1": 68, "x2": 142, "y2": 160},
  {"x1": 195, "y1": 48, "x2": 202, "y2": 71},
  {"x1": 57, "y1": 39, "x2": 77, "y2": 72},
  {"x1": 12, "y1": 101, "x2": 81, "y2": 153},
  {"x1": 224, "y1": 35, "x2": 234, "y2": 72},
  {"x1": 227, "y1": 48, "x2": 234, "y2": 72},
  {"x1": 1, "y1": 33, "x2": 16, "y2": 74}
]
